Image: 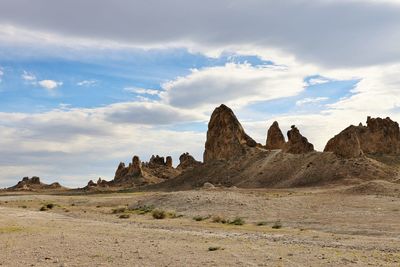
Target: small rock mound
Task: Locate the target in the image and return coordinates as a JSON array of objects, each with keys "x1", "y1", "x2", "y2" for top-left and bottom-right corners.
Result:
[
  {"x1": 8, "y1": 176, "x2": 64, "y2": 191},
  {"x1": 177, "y1": 152, "x2": 202, "y2": 170},
  {"x1": 204, "y1": 104, "x2": 257, "y2": 162},
  {"x1": 265, "y1": 121, "x2": 285, "y2": 149},
  {"x1": 202, "y1": 182, "x2": 215, "y2": 189},
  {"x1": 283, "y1": 125, "x2": 314, "y2": 154}
]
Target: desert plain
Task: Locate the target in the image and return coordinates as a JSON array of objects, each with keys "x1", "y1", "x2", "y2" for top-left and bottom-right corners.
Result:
[{"x1": 1, "y1": 184, "x2": 400, "y2": 267}]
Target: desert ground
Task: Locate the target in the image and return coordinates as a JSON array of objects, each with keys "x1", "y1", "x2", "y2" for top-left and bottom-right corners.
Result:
[{"x1": 1, "y1": 185, "x2": 400, "y2": 266}]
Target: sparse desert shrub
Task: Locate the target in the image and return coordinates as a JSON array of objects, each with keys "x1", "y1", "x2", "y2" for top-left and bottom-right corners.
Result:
[
  {"x1": 166, "y1": 211, "x2": 177, "y2": 218},
  {"x1": 193, "y1": 215, "x2": 209, "y2": 221},
  {"x1": 119, "y1": 214, "x2": 130, "y2": 219},
  {"x1": 229, "y1": 217, "x2": 245, "y2": 225},
  {"x1": 256, "y1": 221, "x2": 268, "y2": 226},
  {"x1": 112, "y1": 207, "x2": 127, "y2": 214},
  {"x1": 20, "y1": 205, "x2": 27, "y2": 209},
  {"x1": 39, "y1": 206, "x2": 47, "y2": 211},
  {"x1": 71, "y1": 203, "x2": 75, "y2": 206},
  {"x1": 272, "y1": 220, "x2": 282, "y2": 229},
  {"x1": 211, "y1": 215, "x2": 228, "y2": 224},
  {"x1": 46, "y1": 203, "x2": 55, "y2": 209},
  {"x1": 208, "y1": 246, "x2": 222, "y2": 251},
  {"x1": 152, "y1": 209, "x2": 166, "y2": 219},
  {"x1": 130, "y1": 204, "x2": 155, "y2": 214}
]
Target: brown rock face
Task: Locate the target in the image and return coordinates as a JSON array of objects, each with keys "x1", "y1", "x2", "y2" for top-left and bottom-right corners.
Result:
[
  {"x1": 204, "y1": 104, "x2": 257, "y2": 162},
  {"x1": 324, "y1": 116, "x2": 400, "y2": 157},
  {"x1": 149, "y1": 155, "x2": 165, "y2": 166},
  {"x1": 177, "y1": 152, "x2": 202, "y2": 170},
  {"x1": 114, "y1": 156, "x2": 142, "y2": 182},
  {"x1": 324, "y1": 126, "x2": 363, "y2": 158},
  {"x1": 166, "y1": 156, "x2": 173, "y2": 168},
  {"x1": 266, "y1": 121, "x2": 285, "y2": 149},
  {"x1": 362, "y1": 116, "x2": 400, "y2": 154},
  {"x1": 284, "y1": 125, "x2": 314, "y2": 154}
]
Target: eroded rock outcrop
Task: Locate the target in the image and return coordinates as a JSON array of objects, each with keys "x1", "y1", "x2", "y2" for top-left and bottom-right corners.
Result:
[
  {"x1": 324, "y1": 116, "x2": 400, "y2": 157},
  {"x1": 177, "y1": 152, "x2": 202, "y2": 170},
  {"x1": 204, "y1": 104, "x2": 257, "y2": 162},
  {"x1": 166, "y1": 156, "x2": 173, "y2": 168},
  {"x1": 324, "y1": 126, "x2": 363, "y2": 158},
  {"x1": 266, "y1": 121, "x2": 285, "y2": 150},
  {"x1": 114, "y1": 156, "x2": 143, "y2": 182},
  {"x1": 283, "y1": 125, "x2": 314, "y2": 154},
  {"x1": 8, "y1": 176, "x2": 63, "y2": 191}
]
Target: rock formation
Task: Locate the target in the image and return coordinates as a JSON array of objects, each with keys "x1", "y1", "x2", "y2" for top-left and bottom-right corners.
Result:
[
  {"x1": 324, "y1": 125, "x2": 363, "y2": 158},
  {"x1": 8, "y1": 176, "x2": 63, "y2": 191},
  {"x1": 114, "y1": 156, "x2": 143, "y2": 182},
  {"x1": 204, "y1": 104, "x2": 257, "y2": 162},
  {"x1": 265, "y1": 121, "x2": 285, "y2": 149},
  {"x1": 149, "y1": 155, "x2": 166, "y2": 166},
  {"x1": 166, "y1": 156, "x2": 173, "y2": 168},
  {"x1": 177, "y1": 152, "x2": 202, "y2": 170},
  {"x1": 324, "y1": 116, "x2": 400, "y2": 157},
  {"x1": 283, "y1": 125, "x2": 314, "y2": 154}
]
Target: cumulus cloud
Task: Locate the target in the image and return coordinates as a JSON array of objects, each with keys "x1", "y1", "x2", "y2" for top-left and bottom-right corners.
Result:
[
  {"x1": 101, "y1": 101, "x2": 205, "y2": 125},
  {"x1": 38, "y1": 79, "x2": 62, "y2": 90},
  {"x1": 160, "y1": 63, "x2": 312, "y2": 110},
  {"x1": 0, "y1": 101, "x2": 205, "y2": 187}
]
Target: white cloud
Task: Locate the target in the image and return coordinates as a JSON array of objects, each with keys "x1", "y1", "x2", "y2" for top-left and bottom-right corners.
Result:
[
  {"x1": 77, "y1": 80, "x2": 97, "y2": 87},
  {"x1": 0, "y1": 101, "x2": 205, "y2": 188},
  {"x1": 124, "y1": 87, "x2": 161, "y2": 96},
  {"x1": 21, "y1": 70, "x2": 36, "y2": 81},
  {"x1": 160, "y1": 63, "x2": 313, "y2": 111},
  {"x1": 0, "y1": 67, "x2": 3, "y2": 82},
  {"x1": 296, "y1": 97, "x2": 329, "y2": 106},
  {"x1": 38, "y1": 79, "x2": 62, "y2": 90},
  {"x1": 307, "y1": 77, "x2": 330, "y2": 86}
]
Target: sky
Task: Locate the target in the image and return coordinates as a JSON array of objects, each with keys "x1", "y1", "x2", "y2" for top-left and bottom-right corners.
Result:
[{"x1": 1, "y1": 0, "x2": 400, "y2": 187}]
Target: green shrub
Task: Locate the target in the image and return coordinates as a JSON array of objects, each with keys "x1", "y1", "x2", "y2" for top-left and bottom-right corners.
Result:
[
  {"x1": 130, "y1": 205, "x2": 154, "y2": 214},
  {"x1": 152, "y1": 209, "x2": 166, "y2": 219}
]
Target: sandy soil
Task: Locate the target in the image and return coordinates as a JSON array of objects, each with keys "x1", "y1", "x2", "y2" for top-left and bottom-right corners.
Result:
[{"x1": 0, "y1": 187, "x2": 400, "y2": 266}]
